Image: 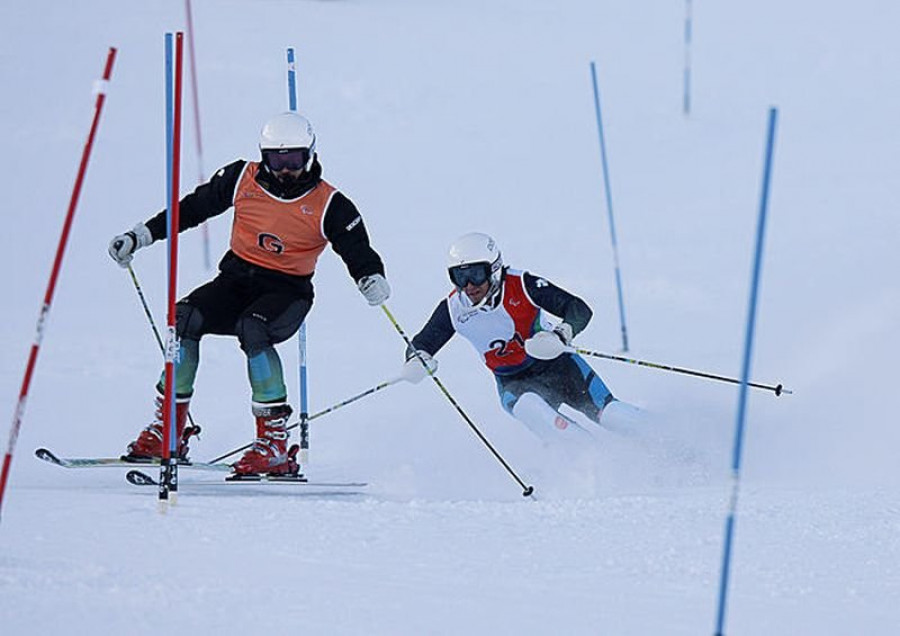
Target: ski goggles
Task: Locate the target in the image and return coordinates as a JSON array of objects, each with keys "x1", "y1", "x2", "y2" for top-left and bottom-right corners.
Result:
[
  {"x1": 262, "y1": 147, "x2": 311, "y2": 172},
  {"x1": 448, "y1": 262, "x2": 492, "y2": 288}
]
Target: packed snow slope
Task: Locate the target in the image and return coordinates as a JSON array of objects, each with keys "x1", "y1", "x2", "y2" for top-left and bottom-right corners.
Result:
[{"x1": 1, "y1": 1, "x2": 898, "y2": 634}]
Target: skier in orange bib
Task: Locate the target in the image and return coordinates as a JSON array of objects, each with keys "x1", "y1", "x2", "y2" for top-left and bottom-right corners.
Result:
[{"x1": 108, "y1": 112, "x2": 390, "y2": 477}]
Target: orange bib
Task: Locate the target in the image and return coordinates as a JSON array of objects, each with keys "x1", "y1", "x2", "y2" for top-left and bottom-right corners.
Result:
[{"x1": 229, "y1": 162, "x2": 335, "y2": 276}]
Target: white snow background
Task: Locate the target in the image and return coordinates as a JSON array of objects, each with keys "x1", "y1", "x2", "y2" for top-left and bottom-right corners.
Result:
[{"x1": 1, "y1": 1, "x2": 898, "y2": 634}]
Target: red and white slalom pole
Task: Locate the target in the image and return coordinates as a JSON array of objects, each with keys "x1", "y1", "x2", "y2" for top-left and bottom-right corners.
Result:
[
  {"x1": 159, "y1": 32, "x2": 185, "y2": 510},
  {"x1": 0, "y1": 48, "x2": 118, "y2": 524}
]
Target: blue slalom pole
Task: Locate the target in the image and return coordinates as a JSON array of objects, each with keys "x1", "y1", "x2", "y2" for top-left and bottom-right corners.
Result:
[
  {"x1": 164, "y1": 33, "x2": 177, "y2": 462},
  {"x1": 590, "y1": 61, "x2": 630, "y2": 352},
  {"x1": 160, "y1": 33, "x2": 186, "y2": 507},
  {"x1": 286, "y1": 47, "x2": 310, "y2": 468},
  {"x1": 684, "y1": 0, "x2": 693, "y2": 116},
  {"x1": 714, "y1": 107, "x2": 779, "y2": 635},
  {"x1": 160, "y1": 32, "x2": 179, "y2": 506},
  {"x1": 287, "y1": 47, "x2": 298, "y2": 111}
]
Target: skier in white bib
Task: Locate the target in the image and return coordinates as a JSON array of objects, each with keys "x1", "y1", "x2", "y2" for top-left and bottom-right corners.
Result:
[{"x1": 401, "y1": 232, "x2": 636, "y2": 442}]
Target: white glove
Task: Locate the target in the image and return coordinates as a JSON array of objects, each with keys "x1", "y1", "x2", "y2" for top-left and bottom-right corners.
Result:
[
  {"x1": 108, "y1": 223, "x2": 153, "y2": 268},
  {"x1": 357, "y1": 273, "x2": 391, "y2": 306},
  {"x1": 400, "y1": 350, "x2": 438, "y2": 384},
  {"x1": 524, "y1": 323, "x2": 574, "y2": 360}
]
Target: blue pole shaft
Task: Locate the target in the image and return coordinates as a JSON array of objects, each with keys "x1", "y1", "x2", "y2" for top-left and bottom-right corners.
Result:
[
  {"x1": 164, "y1": 33, "x2": 177, "y2": 459},
  {"x1": 714, "y1": 106, "x2": 779, "y2": 635},
  {"x1": 590, "y1": 61, "x2": 629, "y2": 352},
  {"x1": 287, "y1": 48, "x2": 298, "y2": 112},
  {"x1": 287, "y1": 47, "x2": 310, "y2": 464}
]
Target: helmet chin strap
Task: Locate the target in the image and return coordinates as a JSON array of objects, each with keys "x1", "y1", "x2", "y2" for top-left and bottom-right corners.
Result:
[
  {"x1": 463, "y1": 279, "x2": 501, "y2": 310},
  {"x1": 485, "y1": 280, "x2": 502, "y2": 308}
]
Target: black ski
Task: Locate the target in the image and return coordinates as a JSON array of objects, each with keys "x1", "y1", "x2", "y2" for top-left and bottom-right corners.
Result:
[
  {"x1": 126, "y1": 469, "x2": 366, "y2": 489},
  {"x1": 37, "y1": 447, "x2": 367, "y2": 491}
]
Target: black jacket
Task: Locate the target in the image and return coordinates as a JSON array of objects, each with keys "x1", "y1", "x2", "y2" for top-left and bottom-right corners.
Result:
[{"x1": 143, "y1": 157, "x2": 385, "y2": 285}]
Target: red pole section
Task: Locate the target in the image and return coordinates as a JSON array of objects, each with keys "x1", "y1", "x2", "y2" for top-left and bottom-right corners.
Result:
[
  {"x1": 184, "y1": 0, "x2": 205, "y2": 181},
  {"x1": 170, "y1": 31, "x2": 185, "y2": 439},
  {"x1": 0, "y1": 48, "x2": 118, "y2": 523},
  {"x1": 159, "y1": 33, "x2": 184, "y2": 503}
]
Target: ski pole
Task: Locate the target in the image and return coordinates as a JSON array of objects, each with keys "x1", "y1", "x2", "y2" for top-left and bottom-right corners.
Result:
[
  {"x1": 127, "y1": 265, "x2": 164, "y2": 350},
  {"x1": 1, "y1": 48, "x2": 118, "y2": 524},
  {"x1": 380, "y1": 304, "x2": 534, "y2": 497},
  {"x1": 206, "y1": 377, "x2": 402, "y2": 464},
  {"x1": 571, "y1": 347, "x2": 791, "y2": 396},
  {"x1": 126, "y1": 264, "x2": 199, "y2": 430}
]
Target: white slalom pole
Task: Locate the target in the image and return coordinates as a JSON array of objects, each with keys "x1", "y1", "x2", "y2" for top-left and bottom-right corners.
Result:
[{"x1": 714, "y1": 107, "x2": 779, "y2": 635}]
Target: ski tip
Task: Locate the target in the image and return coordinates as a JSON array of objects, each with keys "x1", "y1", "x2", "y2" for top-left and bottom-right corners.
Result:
[
  {"x1": 34, "y1": 448, "x2": 62, "y2": 465},
  {"x1": 125, "y1": 470, "x2": 157, "y2": 486}
]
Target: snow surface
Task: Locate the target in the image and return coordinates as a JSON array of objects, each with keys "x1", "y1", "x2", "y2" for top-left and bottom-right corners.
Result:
[{"x1": 2, "y1": 1, "x2": 899, "y2": 634}]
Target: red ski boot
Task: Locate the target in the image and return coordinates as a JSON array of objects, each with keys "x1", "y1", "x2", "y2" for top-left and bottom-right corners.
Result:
[
  {"x1": 122, "y1": 394, "x2": 199, "y2": 462},
  {"x1": 231, "y1": 403, "x2": 300, "y2": 478}
]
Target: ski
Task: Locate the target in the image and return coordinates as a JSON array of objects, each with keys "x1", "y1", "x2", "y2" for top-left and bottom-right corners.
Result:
[
  {"x1": 126, "y1": 468, "x2": 367, "y2": 489},
  {"x1": 37, "y1": 448, "x2": 367, "y2": 492},
  {"x1": 34, "y1": 447, "x2": 230, "y2": 472}
]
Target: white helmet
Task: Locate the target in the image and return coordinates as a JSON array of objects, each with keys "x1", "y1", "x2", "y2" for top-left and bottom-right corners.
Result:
[
  {"x1": 446, "y1": 232, "x2": 504, "y2": 302},
  {"x1": 259, "y1": 112, "x2": 316, "y2": 171}
]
